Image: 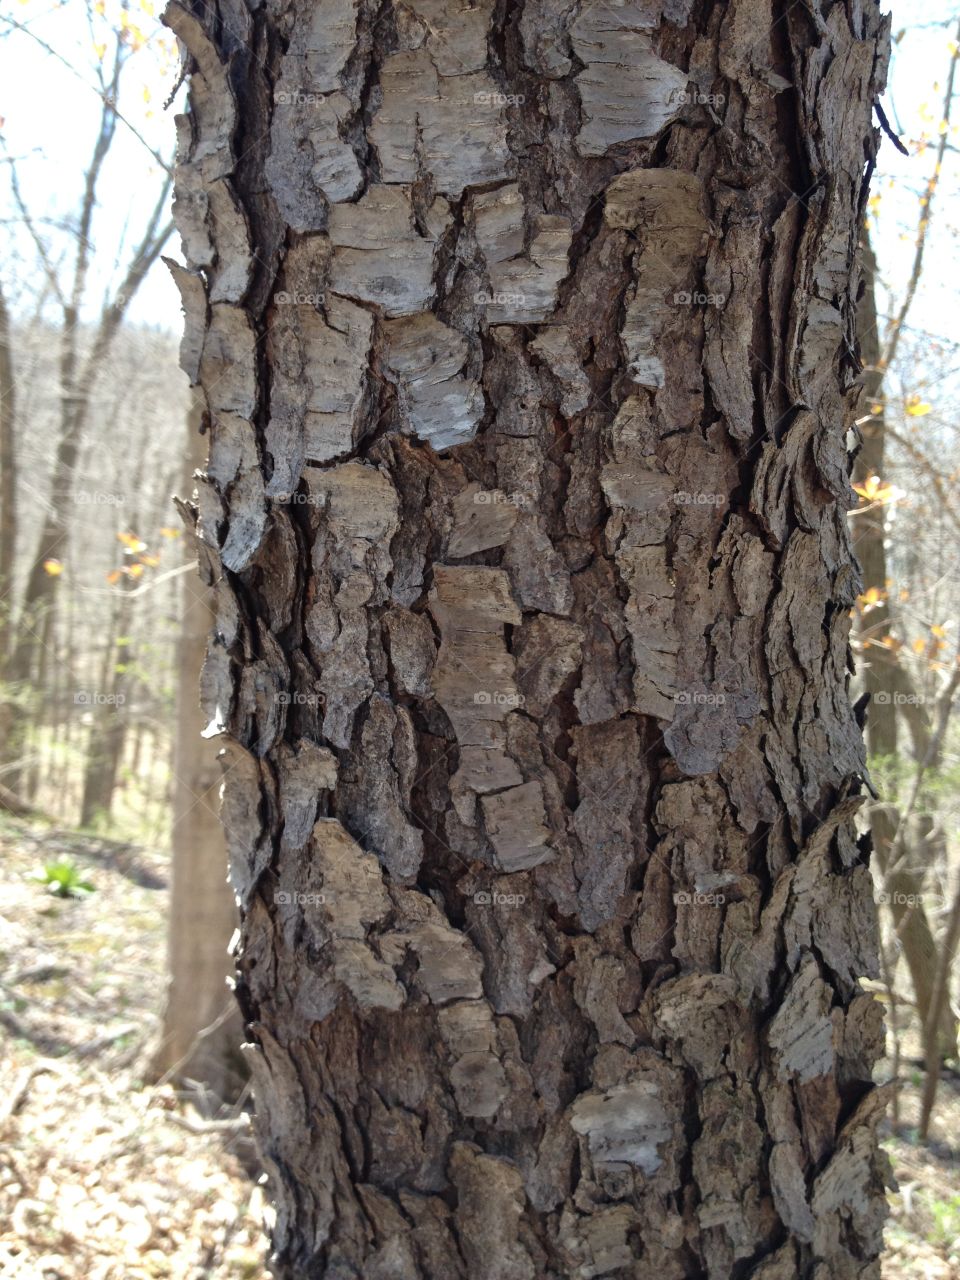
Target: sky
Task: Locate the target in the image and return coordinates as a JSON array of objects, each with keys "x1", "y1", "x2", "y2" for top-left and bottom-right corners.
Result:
[
  {"x1": 0, "y1": 0, "x2": 183, "y2": 326},
  {"x1": 1, "y1": 0, "x2": 959, "y2": 353},
  {"x1": 874, "y1": 4, "x2": 960, "y2": 352}
]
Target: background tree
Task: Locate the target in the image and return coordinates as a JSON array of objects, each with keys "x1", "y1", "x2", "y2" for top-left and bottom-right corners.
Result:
[
  {"x1": 168, "y1": 0, "x2": 892, "y2": 1274},
  {"x1": 0, "y1": 0, "x2": 244, "y2": 1099},
  {"x1": 850, "y1": 13, "x2": 960, "y2": 1115},
  {"x1": 0, "y1": 281, "x2": 17, "y2": 800},
  {"x1": 149, "y1": 391, "x2": 243, "y2": 1100},
  {"x1": 0, "y1": 1, "x2": 173, "y2": 798}
]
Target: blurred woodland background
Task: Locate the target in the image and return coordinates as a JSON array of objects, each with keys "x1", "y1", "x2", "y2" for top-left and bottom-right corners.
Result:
[{"x1": 2, "y1": 1, "x2": 960, "y2": 1277}]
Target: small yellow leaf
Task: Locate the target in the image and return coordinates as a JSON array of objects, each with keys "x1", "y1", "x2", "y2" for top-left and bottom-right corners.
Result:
[
  {"x1": 117, "y1": 531, "x2": 147, "y2": 552},
  {"x1": 120, "y1": 13, "x2": 147, "y2": 49},
  {"x1": 906, "y1": 398, "x2": 932, "y2": 417},
  {"x1": 912, "y1": 637, "x2": 927, "y2": 655},
  {"x1": 853, "y1": 475, "x2": 896, "y2": 504},
  {"x1": 139, "y1": 553, "x2": 161, "y2": 567},
  {"x1": 42, "y1": 559, "x2": 63, "y2": 577},
  {"x1": 931, "y1": 624, "x2": 948, "y2": 639},
  {"x1": 857, "y1": 586, "x2": 885, "y2": 612},
  {"x1": 127, "y1": 563, "x2": 145, "y2": 580},
  {"x1": 159, "y1": 526, "x2": 181, "y2": 539},
  {"x1": 106, "y1": 569, "x2": 123, "y2": 586}
]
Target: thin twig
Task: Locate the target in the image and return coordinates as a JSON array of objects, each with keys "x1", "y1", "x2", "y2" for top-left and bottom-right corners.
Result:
[
  {"x1": 0, "y1": 13, "x2": 174, "y2": 175},
  {"x1": 881, "y1": 15, "x2": 960, "y2": 371}
]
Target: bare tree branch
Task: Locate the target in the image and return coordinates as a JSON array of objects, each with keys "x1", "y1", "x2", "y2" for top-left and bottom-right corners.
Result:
[
  {"x1": 880, "y1": 15, "x2": 960, "y2": 371},
  {"x1": 0, "y1": 13, "x2": 174, "y2": 176}
]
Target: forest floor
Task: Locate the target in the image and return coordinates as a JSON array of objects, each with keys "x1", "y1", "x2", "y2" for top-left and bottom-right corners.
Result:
[
  {"x1": 0, "y1": 815, "x2": 265, "y2": 1279},
  {"x1": 0, "y1": 813, "x2": 958, "y2": 1279}
]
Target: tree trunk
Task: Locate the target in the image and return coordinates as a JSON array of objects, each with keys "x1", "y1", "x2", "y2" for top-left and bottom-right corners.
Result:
[
  {"x1": 854, "y1": 237, "x2": 957, "y2": 1059},
  {"x1": 0, "y1": 283, "x2": 15, "y2": 669},
  {"x1": 3, "y1": 179, "x2": 171, "y2": 788},
  {"x1": 149, "y1": 394, "x2": 244, "y2": 1098},
  {"x1": 79, "y1": 579, "x2": 132, "y2": 827},
  {"x1": 167, "y1": 0, "x2": 891, "y2": 1274},
  {"x1": 0, "y1": 284, "x2": 18, "y2": 780}
]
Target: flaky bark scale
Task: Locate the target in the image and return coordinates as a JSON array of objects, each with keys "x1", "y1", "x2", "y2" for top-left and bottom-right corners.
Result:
[{"x1": 165, "y1": 0, "x2": 891, "y2": 1275}]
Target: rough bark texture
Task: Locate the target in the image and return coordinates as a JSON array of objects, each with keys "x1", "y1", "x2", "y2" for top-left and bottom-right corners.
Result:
[{"x1": 166, "y1": 0, "x2": 891, "y2": 1275}]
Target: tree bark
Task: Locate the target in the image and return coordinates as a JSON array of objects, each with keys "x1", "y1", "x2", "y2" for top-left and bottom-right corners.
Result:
[{"x1": 166, "y1": 0, "x2": 891, "y2": 1274}]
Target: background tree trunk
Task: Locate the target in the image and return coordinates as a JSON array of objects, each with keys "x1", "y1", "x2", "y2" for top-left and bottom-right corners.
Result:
[
  {"x1": 854, "y1": 237, "x2": 957, "y2": 1060},
  {"x1": 149, "y1": 394, "x2": 243, "y2": 1099},
  {"x1": 0, "y1": 283, "x2": 17, "y2": 772},
  {"x1": 167, "y1": 0, "x2": 891, "y2": 1274},
  {"x1": 0, "y1": 283, "x2": 15, "y2": 670}
]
